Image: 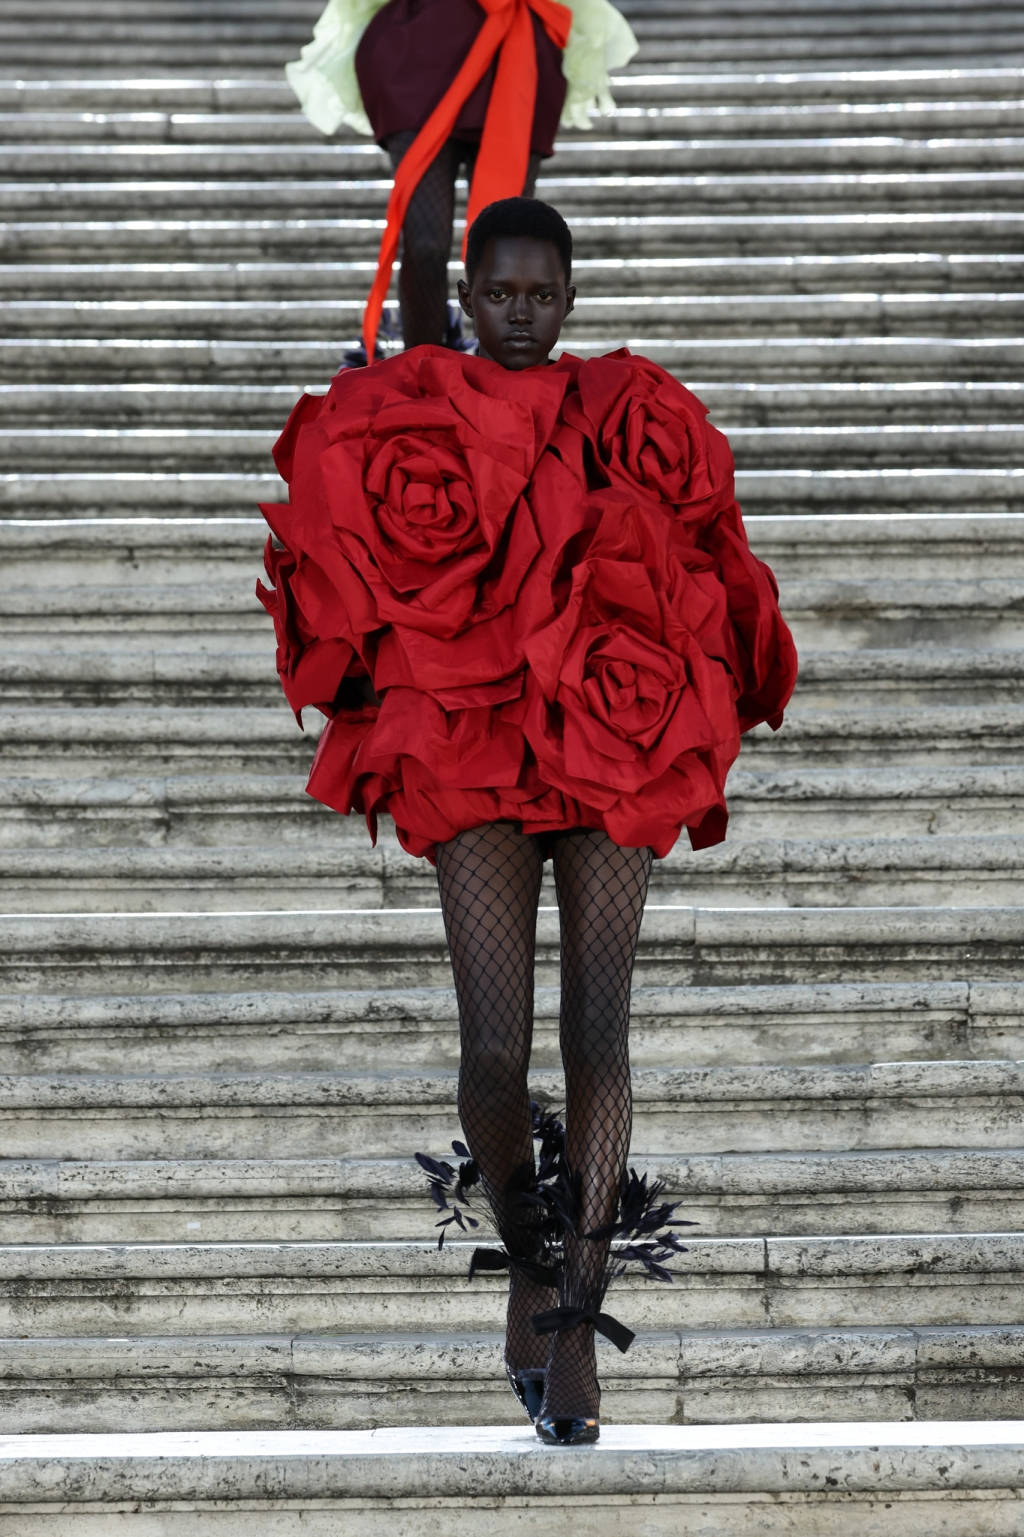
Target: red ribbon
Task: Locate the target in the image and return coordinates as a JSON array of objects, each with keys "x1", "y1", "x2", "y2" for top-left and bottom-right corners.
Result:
[{"x1": 361, "y1": 0, "x2": 573, "y2": 361}]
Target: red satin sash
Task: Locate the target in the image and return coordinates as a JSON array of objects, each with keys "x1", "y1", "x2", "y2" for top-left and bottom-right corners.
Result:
[{"x1": 361, "y1": 0, "x2": 572, "y2": 361}]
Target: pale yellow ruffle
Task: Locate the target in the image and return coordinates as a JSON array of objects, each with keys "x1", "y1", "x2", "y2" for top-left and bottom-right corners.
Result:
[{"x1": 285, "y1": 0, "x2": 639, "y2": 138}]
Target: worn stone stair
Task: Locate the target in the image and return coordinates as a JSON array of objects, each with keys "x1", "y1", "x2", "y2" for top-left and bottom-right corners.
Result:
[{"x1": 2, "y1": 0, "x2": 1023, "y2": 1527}]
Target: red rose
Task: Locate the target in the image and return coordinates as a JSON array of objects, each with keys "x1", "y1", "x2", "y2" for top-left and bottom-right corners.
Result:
[
  {"x1": 514, "y1": 502, "x2": 741, "y2": 853},
  {"x1": 558, "y1": 350, "x2": 736, "y2": 531},
  {"x1": 314, "y1": 348, "x2": 569, "y2": 644},
  {"x1": 256, "y1": 531, "x2": 369, "y2": 722}
]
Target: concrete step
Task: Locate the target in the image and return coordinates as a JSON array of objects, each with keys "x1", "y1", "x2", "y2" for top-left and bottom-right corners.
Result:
[
  {"x1": 4, "y1": 1234, "x2": 1022, "y2": 1335},
  {"x1": 4, "y1": 64, "x2": 1023, "y2": 112},
  {"x1": 4, "y1": 28, "x2": 1021, "y2": 71},
  {"x1": 4, "y1": 336, "x2": 1018, "y2": 389},
  {"x1": 4, "y1": 253, "x2": 1022, "y2": 302},
  {"x1": 2, "y1": 978, "x2": 1015, "y2": 1074},
  {"x1": 1, "y1": 1323, "x2": 1022, "y2": 1432},
  {"x1": 4, "y1": 33, "x2": 1020, "y2": 73},
  {"x1": 0, "y1": 4, "x2": 1016, "y2": 43},
  {"x1": 3, "y1": 512, "x2": 1023, "y2": 595},
  {"x1": 4, "y1": 1059, "x2": 1024, "y2": 1160},
  {"x1": 2, "y1": 379, "x2": 1016, "y2": 427},
  {"x1": 4, "y1": 172, "x2": 1021, "y2": 218},
  {"x1": 0, "y1": 905, "x2": 1019, "y2": 995},
  {"x1": 2, "y1": 760, "x2": 1020, "y2": 852},
  {"x1": 4, "y1": 639, "x2": 1022, "y2": 704},
  {"x1": 5, "y1": 296, "x2": 1022, "y2": 344},
  {"x1": 4, "y1": 1145, "x2": 1022, "y2": 1243},
  {"x1": 0, "y1": 833, "x2": 1021, "y2": 911},
  {"x1": 5, "y1": 99, "x2": 1023, "y2": 144},
  {"x1": 6, "y1": 425, "x2": 1019, "y2": 480},
  {"x1": 1, "y1": 466, "x2": 1019, "y2": 520},
  {"x1": 2, "y1": 700, "x2": 1021, "y2": 781},
  {"x1": 5, "y1": 212, "x2": 1018, "y2": 262},
  {"x1": 1, "y1": 1422, "x2": 1022, "y2": 1536},
  {"x1": 6, "y1": 137, "x2": 1023, "y2": 179}
]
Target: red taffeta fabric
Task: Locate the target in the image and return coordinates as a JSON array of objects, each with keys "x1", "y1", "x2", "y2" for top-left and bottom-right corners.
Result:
[{"x1": 258, "y1": 346, "x2": 798, "y2": 861}]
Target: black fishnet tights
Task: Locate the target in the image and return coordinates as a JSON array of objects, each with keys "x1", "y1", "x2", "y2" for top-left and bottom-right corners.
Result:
[
  {"x1": 384, "y1": 132, "x2": 541, "y2": 349},
  {"x1": 435, "y1": 821, "x2": 653, "y2": 1415}
]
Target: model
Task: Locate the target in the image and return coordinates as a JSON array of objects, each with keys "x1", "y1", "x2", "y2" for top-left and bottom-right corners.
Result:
[{"x1": 259, "y1": 197, "x2": 798, "y2": 1444}]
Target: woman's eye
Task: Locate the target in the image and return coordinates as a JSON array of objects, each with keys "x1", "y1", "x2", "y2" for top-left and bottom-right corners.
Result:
[
  {"x1": 487, "y1": 288, "x2": 506, "y2": 300},
  {"x1": 536, "y1": 290, "x2": 554, "y2": 302}
]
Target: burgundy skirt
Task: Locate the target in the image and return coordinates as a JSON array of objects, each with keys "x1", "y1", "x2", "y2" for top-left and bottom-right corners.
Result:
[{"x1": 355, "y1": 0, "x2": 567, "y2": 155}]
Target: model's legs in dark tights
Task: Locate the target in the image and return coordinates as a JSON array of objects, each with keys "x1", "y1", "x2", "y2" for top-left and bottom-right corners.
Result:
[
  {"x1": 434, "y1": 821, "x2": 553, "y2": 1376},
  {"x1": 539, "y1": 830, "x2": 653, "y2": 1421},
  {"x1": 384, "y1": 134, "x2": 544, "y2": 349}
]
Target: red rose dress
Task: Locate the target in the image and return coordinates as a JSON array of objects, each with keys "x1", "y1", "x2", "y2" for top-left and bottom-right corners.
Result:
[{"x1": 258, "y1": 346, "x2": 798, "y2": 861}]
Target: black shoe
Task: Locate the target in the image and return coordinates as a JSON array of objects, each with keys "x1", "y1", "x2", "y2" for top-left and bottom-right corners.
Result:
[
  {"x1": 505, "y1": 1364, "x2": 546, "y2": 1422},
  {"x1": 535, "y1": 1414, "x2": 600, "y2": 1446}
]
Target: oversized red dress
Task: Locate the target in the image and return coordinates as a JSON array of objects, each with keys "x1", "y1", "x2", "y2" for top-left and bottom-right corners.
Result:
[{"x1": 258, "y1": 346, "x2": 797, "y2": 861}]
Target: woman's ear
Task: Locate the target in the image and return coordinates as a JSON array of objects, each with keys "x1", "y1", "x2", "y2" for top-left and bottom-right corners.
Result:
[
  {"x1": 564, "y1": 284, "x2": 576, "y2": 318},
  {"x1": 457, "y1": 278, "x2": 473, "y2": 318}
]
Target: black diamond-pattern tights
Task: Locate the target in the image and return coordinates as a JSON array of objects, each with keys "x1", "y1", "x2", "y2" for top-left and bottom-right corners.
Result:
[{"x1": 435, "y1": 821, "x2": 653, "y2": 1421}]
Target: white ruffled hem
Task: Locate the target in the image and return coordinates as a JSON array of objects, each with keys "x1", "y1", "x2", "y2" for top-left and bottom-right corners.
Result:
[{"x1": 285, "y1": 0, "x2": 639, "y2": 138}]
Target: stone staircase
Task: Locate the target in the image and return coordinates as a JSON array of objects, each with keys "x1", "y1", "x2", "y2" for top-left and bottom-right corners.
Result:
[{"x1": 2, "y1": 0, "x2": 1024, "y2": 1529}]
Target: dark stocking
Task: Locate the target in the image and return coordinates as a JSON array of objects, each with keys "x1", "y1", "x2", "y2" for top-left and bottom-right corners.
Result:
[
  {"x1": 434, "y1": 821, "x2": 554, "y2": 1376},
  {"x1": 384, "y1": 133, "x2": 543, "y2": 349},
  {"x1": 539, "y1": 830, "x2": 653, "y2": 1421}
]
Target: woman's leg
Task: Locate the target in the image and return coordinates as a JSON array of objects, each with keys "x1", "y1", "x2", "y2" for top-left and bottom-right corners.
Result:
[
  {"x1": 540, "y1": 830, "x2": 654, "y2": 1423},
  {"x1": 434, "y1": 821, "x2": 554, "y2": 1379},
  {"x1": 384, "y1": 131, "x2": 458, "y2": 348}
]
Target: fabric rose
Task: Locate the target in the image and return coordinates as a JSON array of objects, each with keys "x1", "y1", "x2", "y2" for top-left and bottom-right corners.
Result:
[
  {"x1": 308, "y1": 684, "x2": 585, "y2": 859},
  {"x1": 556, "y1": 349, "x2": 736, "y2": 533},
  {"x1": 514, "y1": 502, "x2": 742, "y2": 853},
  {"x1": 314, "y1": 348, "x2": 569, "y2": 643},
  {"x1": 256, "y1": 532, "x2": 372, "y2": 722}
]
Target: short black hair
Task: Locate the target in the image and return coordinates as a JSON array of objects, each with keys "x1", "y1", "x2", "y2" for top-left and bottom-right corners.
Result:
[{"x1": 464, "y1": 197, "x2": 573, "y2": 284}]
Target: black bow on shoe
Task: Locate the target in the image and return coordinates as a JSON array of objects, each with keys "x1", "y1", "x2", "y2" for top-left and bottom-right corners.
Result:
[{"x1": 532, "y1": 1304, "x2": 635, "y2": 1355}]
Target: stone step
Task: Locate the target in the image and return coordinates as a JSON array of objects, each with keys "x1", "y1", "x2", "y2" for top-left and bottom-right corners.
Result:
[
  {"x1": 5, "y1": 296, "x2": 1021, "y2": 344},
  {"x1": 3, "y1": 379, "x2": 1016, "y2": 427},
  {"x1": 7, "y1": 583, "x2": 1018, "y2": 654},
  {"x1": 4, "y1": 1058, "x2": 1024, "y2": 1160},
  {"x1": 5, "y1": 99, "x2": 1023, "y2": 144},
  {"x1": 2, "y1": 764, "x2": 1021, "y2": 856},
  {"x1": 4, "y1": 1145, "x2": 1022, "y2": 1242},
  {"x1": 0, "y1": 905, "x2": 1019, "y2": 995},
  {"x1": 0, "y1": 4, "x2": 1016, "y2": 42},
  {"x1": 6, "y1": 137, "x2": 1022, "y2": 179},
  {"x1": 4, "y1": 65, "x2": 1022, "y2": 113},
  {"x1": 5, "y1": 466, "x2": 1020, "y2": 518},
  {"x1": 4, "y1": 33, "x2": 1020, "y2": 73},
  {"x1": 4, "y1": 172, "x2": 1020, "y2": 218},
  {"x1": 4, "y1": 253, "x2": 1022, "y2": 302},
  {"x1": 5, "y1": 29, "x2": 1021, "y2": 72},
  {"x1": 3, "y1": 335, "x2": 1018, "y2": 388},
  {"x1": 2, "y1": 978, "x2": 1015, "y2": 1074},
  {"x1": 0, "y1": 643, "x2": 1019, "y2": 698},
  {"x1": 0, "y1": 833, "x2": 1021, "y2": 912},
  {"x1": 4, "y1": 1235, "x2": 1022, "y2": 1336},
  {"x1": 0, "y1": 1422, "x2": 1022, "y2": 1536},
  {"x1": 6, "y1": 512, "x2": 1014, "y2": 596},
  {"x1": 2, "y1": 700, "x2": 1020, "y2": 780},
  {"x1": 5, "y1": 212, "x2": 1017, "y2": 262},
  {"x1": 6, "y1": 424, "x2": 1019, "y2": 479},
  {"x1": 1, "y1": 1323, "x2": 1022, "y2": 1432}
]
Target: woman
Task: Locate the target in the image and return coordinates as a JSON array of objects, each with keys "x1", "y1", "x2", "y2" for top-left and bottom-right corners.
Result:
[{"x1": 259, "y1": 197, "x2": 798, "y2": 1443}]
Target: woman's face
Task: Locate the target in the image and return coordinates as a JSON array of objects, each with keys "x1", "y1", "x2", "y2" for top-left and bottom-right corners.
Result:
[{"x1": 458, "y1": 235, "x2": 575, "y2": 371}]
